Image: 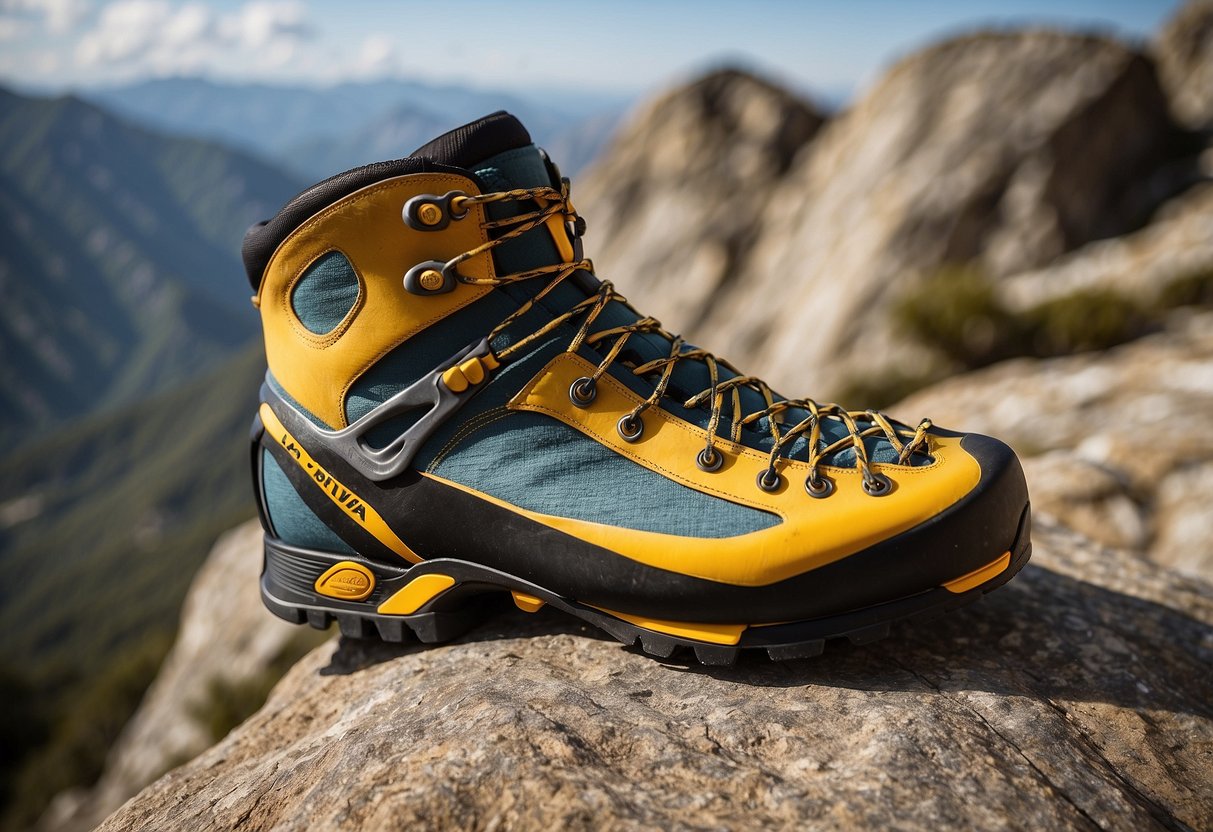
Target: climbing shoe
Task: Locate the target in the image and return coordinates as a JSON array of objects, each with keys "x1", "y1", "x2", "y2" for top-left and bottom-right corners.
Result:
[{"x1": 245, "y1": 111, "x2": 1031, "y2": 664}]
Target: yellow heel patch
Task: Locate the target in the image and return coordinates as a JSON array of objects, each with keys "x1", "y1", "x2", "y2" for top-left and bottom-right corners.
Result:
[
  {"x1": 594, "y1": 606, "x2": 747, "y2": 645},
  {"x1": 314, "y1": 562, "x2": 376, "y2": 601},
  {"x1": 377, "y1": 573, "x2": 455, "y2": 615},
  {"x1": 943, "y1": 551, "x2": 1012, "y2": 594},
  {"x1": 511, "y1": 591, "x2": 546, "y2": 613}
]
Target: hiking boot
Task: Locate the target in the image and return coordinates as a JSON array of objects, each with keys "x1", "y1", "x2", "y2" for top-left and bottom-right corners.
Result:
[{"x1": 245, "y1": 112, "x2": 1031, "y2": 664}]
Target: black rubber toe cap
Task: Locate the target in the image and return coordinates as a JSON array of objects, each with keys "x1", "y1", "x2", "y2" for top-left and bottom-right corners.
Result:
[{"x1": 763, "y1": 431, "x2": 1031, "y2": 621}]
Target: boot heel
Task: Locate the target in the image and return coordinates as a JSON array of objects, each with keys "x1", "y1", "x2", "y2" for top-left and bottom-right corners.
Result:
[{"x1": 260, "y1": 536, "x2": 493, "y2": 643}]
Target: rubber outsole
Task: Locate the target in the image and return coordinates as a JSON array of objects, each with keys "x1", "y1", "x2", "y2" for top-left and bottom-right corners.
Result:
[{"x1": 260, "y1": 503, "x2": 1032, "y2": 666}]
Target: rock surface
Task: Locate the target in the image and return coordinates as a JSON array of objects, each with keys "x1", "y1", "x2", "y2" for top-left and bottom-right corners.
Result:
[
  {"x1": 1155, "y1": 0, "x2": 1213, "y2": 129},
  {"x1": 577, "y1": 68, "x2": 824, "y2": 338},
  {"x1": 894, "y1": 310, "x2": 1213, "y2": 579},
  {"x1": 39, "y1": 521, "x2": 301, "y2": 832},
  {"x1": 996, "y1": 181, "x2": 1213, "y2": 313},
  {"x1": 582, "y1": 32, "x2": 1196, "y2": 398},
  {"x1": 97, "y1": 520, "x2": 1213, "y2": 832}
]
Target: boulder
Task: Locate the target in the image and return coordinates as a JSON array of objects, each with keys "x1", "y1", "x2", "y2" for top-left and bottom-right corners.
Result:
[
  {"x1": 1155, "y1": 0, "x2": 1213, "y2": 130},
  {"x1": 996, "y1": 182, "x2": 1213, "y2": 313},
  {"x1": 895, "y1": 310, "x2": 1213, "y2": 579},
  {"x1": 577, "y1": 68, "x2": 825, "y2": 338},
  {"x1": 96, "y1": 520, "x2": 1213, "y2": 831}
]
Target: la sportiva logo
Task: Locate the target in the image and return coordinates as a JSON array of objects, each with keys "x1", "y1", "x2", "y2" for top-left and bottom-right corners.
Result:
[
  {"x1": 277, "y1": 432, "x2": 368, "y2": 522},
  {"x1": 311, "y1": 468, "x2": 368, "y2": 521}
]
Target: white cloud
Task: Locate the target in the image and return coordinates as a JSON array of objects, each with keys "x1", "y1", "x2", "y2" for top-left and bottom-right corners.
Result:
[
  {"x1": 73, "y1": 0, "x2": 311, "y2": 77},
  {"x1": 0, "y1": 15, "x2": 34, "y2": 38},
  {"x1": 0, "y1": 0, "x2": 91, "y2": 35},
  {"x1": 221, "y1": 0, "x2": 307, "y2": 49},
  {"x1": 349, "y1": 34, "x2": 398, "y2": 79}
]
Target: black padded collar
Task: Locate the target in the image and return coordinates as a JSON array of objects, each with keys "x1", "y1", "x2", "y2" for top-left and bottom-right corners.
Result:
[{"x1": 242, "y1": 111, "x2": 533, "y2": 291}]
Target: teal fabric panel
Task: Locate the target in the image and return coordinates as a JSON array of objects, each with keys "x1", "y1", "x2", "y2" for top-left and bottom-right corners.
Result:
[
  {"x1": 345, "y1": 291, "x2": 519, "y2": 448},
  {"x1": 411, "y1": 333, "x2": 570, "y2": 470},
  {"x1": 291, "y1": 251, "x2": 359, "y2": 335},
  {"x1": 262, "y1": 448, "x2": 354, "y2": 554},
  {"x1": 432, "y1": 411, "x2": 780, "y2": 538}
]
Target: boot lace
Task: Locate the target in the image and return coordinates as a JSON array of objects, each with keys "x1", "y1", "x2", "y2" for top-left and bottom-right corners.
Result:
[{"x1": 433, "y1": 181, "x2": 932, "y2": 497}]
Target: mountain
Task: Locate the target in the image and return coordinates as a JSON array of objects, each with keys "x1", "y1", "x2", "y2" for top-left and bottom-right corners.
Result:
[
  {"x1": 293, "y1": 98, "x2": 623, "y2": 181},
  {"x1": 0, "y1": 343, "x2": 267, "y2": 831},
  {"x1": 0, "y1": 343, "x2": 267, "y2": 689},
  {"x1": 580, "y1": 32, "x2": 1206, "y2": 401},
  {"x1": 84, "y1": 77, "x2": 629, "y2": 180},
  {"x1": 0, "y1": 87, "x2": 303, "y2": 448}
]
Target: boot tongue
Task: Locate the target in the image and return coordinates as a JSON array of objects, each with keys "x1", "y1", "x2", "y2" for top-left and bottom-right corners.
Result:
[
  {"x1": 411, "y1": 111, "x2": 534, "y2": 171},
  {"x1": 413, "y1": 111, "x2": 562, "y2": 277}
]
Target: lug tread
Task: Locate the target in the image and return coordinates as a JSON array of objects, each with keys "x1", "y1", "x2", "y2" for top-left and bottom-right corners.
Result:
[{"x1": 260, "y1": 516, "x2": 1032, "y2": 666}]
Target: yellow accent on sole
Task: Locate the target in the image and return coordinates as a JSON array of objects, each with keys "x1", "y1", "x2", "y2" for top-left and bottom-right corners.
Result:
[
  {"x1": 511, "y1": 591, "x2": 545, "y2": 613},
  {"x1": 377, "y1": 573, "x2": 455, "y2": 615},
  {"x1": 259, "y1": 403, "x2": 419, "y2": 563},
  {"x1": 314, "y1": 561, "x2": 375, "y2": 601},
  {"x1": 943, "y1": 551, "x2": 1011, "y2": 594},
  {"x1": 593, "y1": 606, "x2": 747, "y2": 646}
]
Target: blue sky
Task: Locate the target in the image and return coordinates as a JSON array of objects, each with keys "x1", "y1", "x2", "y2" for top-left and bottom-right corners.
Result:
[{"x1": 0, "y1": 0, "x2": 1184, "y2": 100}]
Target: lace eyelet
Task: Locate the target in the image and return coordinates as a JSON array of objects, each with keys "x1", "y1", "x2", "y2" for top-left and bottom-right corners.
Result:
[
  {"x1": 617, "y1": 414, "x2": 644, "y2": 442},
  {"x1": 696, "y1": 447, "x2": 724, "y2": 472},
  {"x1": 568, "y1": 377, "x2": 597, "y2": 407},
  {"x1": 862, "y1": 472, "x2": 893, "y2": 497},
  {"x1": 805, "y1": 474, "x2": 834, "y2": 499},
  {"x1": 402, "y1": 190, "x2": 468, "y2": 230},
  {"x1": 403, "y1": 260, "x2": 458, "y2": 295},
  {"x1": 448, "y1": 194, "x2": 469, "y2": 219},
  {"x1": 756, "y1": 469, "x2": 782, "y2": 493}
]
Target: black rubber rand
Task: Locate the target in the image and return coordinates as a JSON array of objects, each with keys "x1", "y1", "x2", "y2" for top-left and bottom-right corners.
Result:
[
  {"x1": 259, "y1": 511, "x2": 1031, "y2": 666},
  {"x1": 253, "y1": 407, "x2": 1033, "y2": 665}
]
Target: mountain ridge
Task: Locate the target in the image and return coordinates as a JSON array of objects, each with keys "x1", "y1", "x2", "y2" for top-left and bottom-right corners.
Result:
[
  {"x1": 0, "y1": 85, "x2": 303, "y2": 446},
  {"x1": 83, "y1": 76, "x2": 629, "y2": 180}
]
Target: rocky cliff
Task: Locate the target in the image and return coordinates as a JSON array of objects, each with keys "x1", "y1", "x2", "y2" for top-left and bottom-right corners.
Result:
[
  {"x1": 577, "y1": 68, "x2": 825, "y2": 337},
  {"x1": 1155, "y1": 0, "x2": 1213, "y2": 129},
  {"x1": 580, "y1": 30, "x2": 1204, "y2": 399}
]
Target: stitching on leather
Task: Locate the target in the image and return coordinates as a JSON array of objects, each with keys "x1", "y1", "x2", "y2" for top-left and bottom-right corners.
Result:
[
  {"x1": 507, "y1": 353, "x2": 954, "y2": 515},
  {"x1": 282, "y1": 247, "x2": 367, "y2": 348},
  {"x1": 426, "y1": 406, "x2": 511, "y2": 472}
]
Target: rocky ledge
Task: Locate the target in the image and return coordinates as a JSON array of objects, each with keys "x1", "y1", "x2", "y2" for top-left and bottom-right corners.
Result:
[{"x1": 98, "y1": 520, "x2": 1212, "y2": 831}]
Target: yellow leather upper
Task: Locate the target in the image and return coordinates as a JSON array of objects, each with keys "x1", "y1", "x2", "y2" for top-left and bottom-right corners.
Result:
[
  {"x1": 256, "y1": 173, "x2": 495, "y2": 428},
  {"x1": 491, "y1": 351, "x2": 981, "y2": 586}
]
